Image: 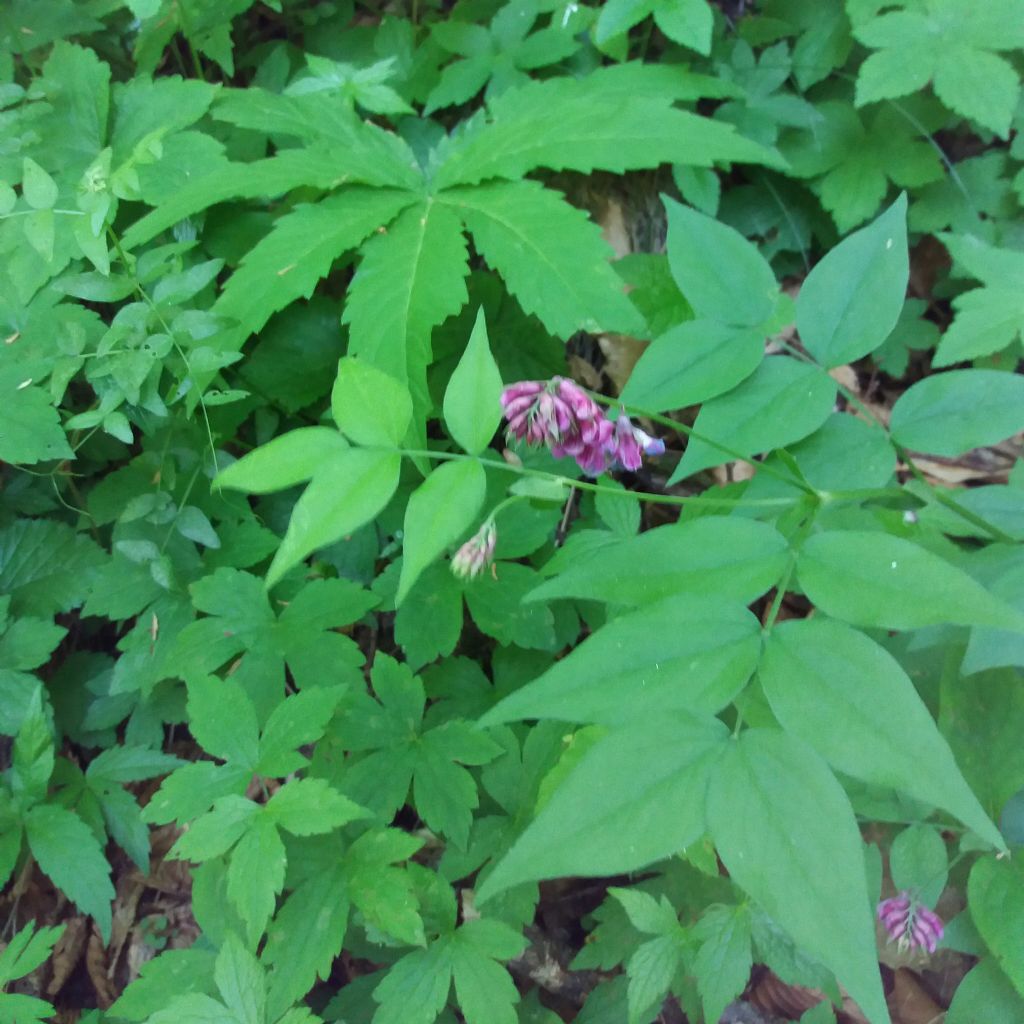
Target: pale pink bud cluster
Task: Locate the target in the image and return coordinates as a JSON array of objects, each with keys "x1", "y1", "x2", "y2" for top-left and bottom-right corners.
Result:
[
  {"x1": 877, "y1": 892, "x2": 944, "y2": 954},
  {"x1": 501, "y1": 378, "x2": 664, "y2": 476},
  {"x1": 451, "y1": 520, "x2": 497, "y2": 580}
]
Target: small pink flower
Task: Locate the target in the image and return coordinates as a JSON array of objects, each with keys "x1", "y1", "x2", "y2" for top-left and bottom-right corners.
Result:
[
  {"x1": 608, "y1": 413, "x2": 667, "y2": 471},
  {"x1": 451, "y1": 521, "x2": 497, "y2": 580},
  {"x1": 877, "y1": 892, "x2": 944, "y2": 954}
]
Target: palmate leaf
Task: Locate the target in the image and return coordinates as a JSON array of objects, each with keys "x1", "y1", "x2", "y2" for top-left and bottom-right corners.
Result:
[
  {"x1": 215, "y1": 188, "x2": 419, "y2": 344},
  {"x1": 344, "y1": 200, "x2": 470, "y2": 402},
  {"x1": 433, "y1": 68, "x2": 779, "y2": 189},
  {"x1": 440, "y1": 180, "x2": 643, "y2": 337}
]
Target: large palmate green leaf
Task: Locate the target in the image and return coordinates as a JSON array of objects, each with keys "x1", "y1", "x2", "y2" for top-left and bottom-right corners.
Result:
[
  {"x1": 433, "y1": 68, "x2": 777, "y2": 189},
  {"x1": 267, "y1": 448, "x2": 402, "y2": 588},
  {"x1": 440, "y1": 180, "x2": 643, "y2": 337},
  {"x1": 707, "y1": 730, "x2": 890, "y2": 1024},
  {"x1": 796, "y1": 194, "x2": 908, "y2": 367},
  {"x1": 669, "y1": 356, "x2": 836, "y2": 482},
  {"x1": 215, "y1": 188, "x2": 419, "y2": 343},
  {"x1": 482, "y1": 594, "x2": 760, "y2": 724},
  {"x1": 761, "y1": 618, "x2": 1005, "y2": 848},
  {"x1": 797, "y1": 530, "x2": 1024, "y2": 631},
  {"x1": 477, "y1": 712, "x2": 729, "y2": 899},
  {"x1": 527, "y1": 517, "x2": 788, "y2": 606},
  {"x1": 889, "y1": 369, "x2": 1024, "y2": 457},
  {"x1": 344, "y1": 200, "x2": 470, "y2": 402}
]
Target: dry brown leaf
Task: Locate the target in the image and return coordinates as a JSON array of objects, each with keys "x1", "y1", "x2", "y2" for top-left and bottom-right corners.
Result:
[
  {"x1": 888, "y1": 968, "x2": 944, "y2": 1024},
  {"x1": 46, "y1": 916, "x2": 88, "y2": 998},
  {"x1": 86, "y1": 924, "x2": 117, "y2": 1009}
]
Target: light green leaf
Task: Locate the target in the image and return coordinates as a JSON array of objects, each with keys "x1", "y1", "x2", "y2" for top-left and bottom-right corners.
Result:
[
  {"x1": 266, "y1": 778, "x2": 368, "y2": 835},
  {"x1": 969, "y1": 856, "x2": 1024, "y2": 999},
  {"x1": 344, "y1": 200, "x2": 470, "y2": 404},
  {"x1": 215, "y1": 428, "x2": 349, "y2": 495},
  {"x1": 663, "y1": 195, "x2": 777, "y2": 327},
  {"x1": 226, "y1": 816, "x2": 286, "y2": 943},
  {"x1": 215, "y1": 932, "x2": 266, "y2": 1024},
  {"x1": 707, "y1": 730, "x2": 889, "y2": 1024},
  {"x1": 331, "y1": 358, "x2": 413, "y2": 448},
  {"x1": 760, "y1": 618, "x2": 1005, "y2": 849},
  {"x1": 451, "y1": 930, "x2": 522, "y2": 1024},
  {"x1": 669, "y1": 357, "x2": 836, "y2": 482},
  {"x1": 595, "y1": 0, "x2": 654, "y2": 43},
  {"x1": 24, "y1": 803, "x2": 114, "y2": 941},
  {"x1": 439, "y1": 180, "x2": 643, "y2": 337},
  {"x1": 946, "y1": 959, "x2": 1024, "y2": 1024},
  {"x1": 372, "y1": 942, "x2": 453, "y2": 1024},
  {"x1": 477, "y1": 713, "x2": 729, "y2": 900},
  {"x1": 264, "y1": 869, "x2": 349, "y2": 1021},
  {"x1": 186, "y1": 674, "x2": 260, "y2": 769},
  {"x1": 0, "y1": 374, "x2": 74, "y2": 466},
  {"x1": 527, "y1": 517, "x2": 789, "y2": 606},
  {"x1": 0, "y1": 920, "x2": 64, "y2": 987},
  {"x1": 796, "y1": 194, "x2": 907, "y2": 367},
  {"x1": 624, "y1": 935, "x2": 682, "y2": 1024},
  {"x1": 169, "y1": 796, "x2": 260, "y2": 862},
  {"x1": 21, "y1": 158, "x2": 58, "y2": 210},
  {"x1": 443, "y1": 308, "x2": 504, "y2": 455},
  {"x1": 482, "y1": 594, "x2": 760, "y2": 725},
  {"x1": 398, "y1": 460, "x2": 487, "y2": 605},
  {"x1": 889, "y1": 825, "x2": 948, "y2": 907},
  {"x1": 654, "y1": 0, "x2": 714, "y2": 54},
  {"x1": 796, "y1": 531, "x2": 1024, "y2": 632},
  {"x1": 267, "y1": 448, "x2": 401, "y2": 588},
  {"x1": 693, "y1": 905, "x2": 753, "y2": 1024},
  {"x1": 214, "y1": 188, "x2": 418, "y2": 342},
  {"x1": 621, "y1": 319, "x2": 764, "y2": 413},
  {"x1": 890, "y1": 370, "x2": 1024, "y2": 457},
  {"x1": 257, "y1": 687, "x2": 343, "y2": 777}
]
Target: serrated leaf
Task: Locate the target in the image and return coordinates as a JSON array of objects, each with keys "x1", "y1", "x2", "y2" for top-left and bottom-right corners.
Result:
[
  {"x1": 267, "y1": 448, "x2": 401, "y2": 589},
  {"x1": 86, "y1": 745, "x2": 180, "y2": 784},
  {"x1": 0, "y1": 921, "x2": 64, "y2": 986},
  {"x1": 24, "y1": 803, "x2": 114, "y2": 941},
  {"x1": 707, "y1": 730, "x2": 889, "y2": 1024},
  {"x1": 796, "y1": 193, "x2": 908, "y2": 367},
  {"x1": 266, "y1": 778, "x2": 368, "y2": 834},
  {"x1": 257, "y1": 687, "x2": 343, "y2": 777},
  {"x1": 344, "y1": 200, "x2": 470, "y2": 404},
  {"x1": 226, "y1": 816, "x2": 286, "y2": 943},
  {"x1": 0, "y1": 374, "x2": 74, "y2": 466},
  {"x1": 372, "y1": 942, "x2": 453, "y2": 1024},
  {"x1": 443, "y1": 308, "x2": 504, "y2": 455},
  {"x1": 331, "y1": 358, "x2": 413, "y2": 447},
  {"x1": 265, "y1": 869, "x2": 349, "y2": 1021},
  {"x1": 398, "y1": 460, "x2": 487, "y2": 605},
  {"x1": 215, "y1": 933, "x2": 266, "y2": 1024},
  {"x1": 693, "y1": 905, "x2": 753, "y2": 1024},
  {"x1": 478, "y1": 713, "x2": 728, "y2": 899},
  {"x1": 186, "y1": 674, "x2": 260, "y2": 769},
  {"x1": 215, "y1": 188, "x2": 418, "y2": 342},
  {"x1": 439, "y1": 180, "x2": 643, "y2": 337},
  {"x1": 215, "y1": 427, "x2": 349, "y2": 495},
  {"x1": 761, "y1": 618, "x2": 1004, "y2": 849},
  {"x1": 169, "y1": 795, "x2": 260, "y2": 862},
  {"x1": 434, "y1": 70, "x2": 777, "y2": 189}
]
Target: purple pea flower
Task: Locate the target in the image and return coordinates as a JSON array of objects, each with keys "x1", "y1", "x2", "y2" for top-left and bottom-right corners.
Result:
[
  {"x1": 500, "y1": 378, "x2": 664, "y2": 477},
  {"x1": 451, "y1": 520, "x2": 497, "y2": 580},
  {"x1": 877, "y1": 892, "x2": 944, "y2": 954}
]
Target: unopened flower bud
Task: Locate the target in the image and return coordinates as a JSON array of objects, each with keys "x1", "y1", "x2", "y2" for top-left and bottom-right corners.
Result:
[{"x1": 451, "y1": 520, "x2": 497, "y2": 580}]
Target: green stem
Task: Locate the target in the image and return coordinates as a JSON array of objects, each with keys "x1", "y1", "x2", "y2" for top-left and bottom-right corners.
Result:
[
  {"x1": 107, "y1": 227, "x2": 219, "y2": 474},
  {"x1": 773, "y1": 339, "x2": 1013, "y2": 543},
  {"x1": 594, "y1": 394, "x2": 817, "y2": 494},
  {"x1": 762, "y1": 504, "x2": 819, "y2": 636}
]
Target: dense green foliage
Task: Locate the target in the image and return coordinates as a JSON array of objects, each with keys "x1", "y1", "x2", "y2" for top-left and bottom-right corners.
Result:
[{"x1": 2, "y1": 1, "x2": 1024, "y2": 1022}]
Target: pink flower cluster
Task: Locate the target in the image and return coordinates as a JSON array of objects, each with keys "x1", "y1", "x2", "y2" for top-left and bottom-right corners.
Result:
[
  {"x1": 877, "y1": 892, "x2": 944, "y2": 954},
  {"x1": 501, "y1": 377, "x2": 664, "y2": 476}
]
